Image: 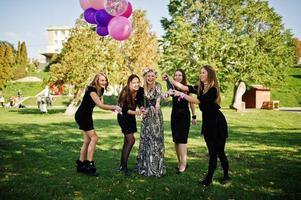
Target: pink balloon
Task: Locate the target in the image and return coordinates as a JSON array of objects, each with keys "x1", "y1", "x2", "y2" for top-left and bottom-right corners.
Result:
[
  {"x1": 79, "y1": 0, "x2": 91, "y2": 10},
  {"x1": 104, "y1": 0, "x2": 128, "y2": 16},
  {"x1": 108, "y1": 16, "x2": 132, "y2": 41},
  {"x1": 88, "y1": 0, "x2": 105, "y2": 10},
  {"x1": 121, "y1": 1, "x2": 132, "y2": 18}
]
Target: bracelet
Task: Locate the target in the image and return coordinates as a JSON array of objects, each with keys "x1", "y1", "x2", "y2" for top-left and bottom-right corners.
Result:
[
  {"x1": 178, "y1": 92, "x2": 186, "y2": 102},
  {"x1": 192, "y1": 115, "x2": 196, "y2": 119}
]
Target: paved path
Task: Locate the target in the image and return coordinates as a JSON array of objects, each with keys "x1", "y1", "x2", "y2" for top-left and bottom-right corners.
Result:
[{"x1": 279, "y1": 107, "x2": 301, "y2": 112}]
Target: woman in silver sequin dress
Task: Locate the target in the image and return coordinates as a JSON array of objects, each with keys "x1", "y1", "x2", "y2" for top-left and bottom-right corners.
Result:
[{"x1": 136, "y1": 68, "x2": 166, "y2": 177}]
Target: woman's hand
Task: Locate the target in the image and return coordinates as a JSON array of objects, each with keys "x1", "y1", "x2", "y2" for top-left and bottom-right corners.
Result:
[
  {"x1": 173, "y1": 90, "x2": 182, "y2": 97},
  {"x1": 114, "y1": 105, "x2": 122, "y2": 114},
  {"x1": 162, "y1": 73, "x2": 169, "y2": 81},
  {"x1": 155, "y1": 102, "x2": 160, "y2": 112}
]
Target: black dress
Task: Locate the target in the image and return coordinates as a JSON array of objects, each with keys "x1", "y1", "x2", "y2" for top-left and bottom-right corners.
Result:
[
  {"x1": 171, "y1": 91, "x2": 191, "y2": 144},
  {"x1": 117, "y1": 87, "x2": 144, "y2": 134},
  {"x1": 191, "y1": 86, "x2": 228, "y2": 140},
  {"x1": 75, "y1": 86, "x2": 104, "y2": 131}
]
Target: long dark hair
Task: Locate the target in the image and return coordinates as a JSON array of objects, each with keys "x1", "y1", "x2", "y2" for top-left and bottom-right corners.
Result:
[
  {"x1": 118, "y1": 74, "x2": 140, "y2": 108},
  {"x1": 174, "y1": 69, "x2": 187, "y2": 85},
  {"x1": 198, "y1": 65, "x2": 221, "y2": 105}
]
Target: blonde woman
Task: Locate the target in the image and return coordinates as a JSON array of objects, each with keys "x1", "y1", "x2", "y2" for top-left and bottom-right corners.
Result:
[
  {"x1": 75, "y1": 73, "x2": 121, "y2": 176},
  {"x1": 136, "y1": 68, "x2": 166, "y2": 177}
]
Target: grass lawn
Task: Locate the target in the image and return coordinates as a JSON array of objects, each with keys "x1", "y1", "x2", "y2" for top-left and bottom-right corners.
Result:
[
  {"x1": 271, "y1": 66, "x2": 301, "y2": 107},
  {"x1": 0, "y1": 107, "x2": 300, "y2": 200}
]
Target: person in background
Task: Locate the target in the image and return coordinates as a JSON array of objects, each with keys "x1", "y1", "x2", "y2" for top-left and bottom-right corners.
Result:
[
  {"x1": 136, "y1": 68, "x2": 166, "y2": 177},
  {"x1": 163, "y1": 69, "x2": 197, "y2": 174},
  {"x1": 117, "y1": 74, "x2": 144, "y2": 175},
  {"x1": 75, "y1": 73, "x2": 121, "y2": 176},
  {"x1": 172, "y1": 65, "x2": 230, "y2": 186},
  {"x1": 0, "y1": 95, "x2": 5, "y2": 108}
]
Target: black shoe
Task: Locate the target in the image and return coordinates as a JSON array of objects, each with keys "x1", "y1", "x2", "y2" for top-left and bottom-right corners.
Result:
[
  {"x1": 119, "y1": 166, "x2": 131, "y2": 176},
  {"x1": 76, "y1": 160, "x2": 85, "y2": 173},
  {"x1": 220, "y1": 176, "x2": 231, "y2": 185},
  {"x1": 176, "y1": 164, "x2": 188, "y2": 174},
  {"x1": 198, "y1": 178, "x2": 212, "y2": 186},
  {"x1": 83, "y1": 160, "x2": 99, "y2": 177}
]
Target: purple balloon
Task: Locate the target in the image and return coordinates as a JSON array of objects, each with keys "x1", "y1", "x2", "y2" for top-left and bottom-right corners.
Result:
[
  {"x1": 95, "y1": 9, "x2": 112, "y2": 27},
  {"x1": 84, "y1": 8, "x2": 97, "y2": 24},
  {"x1": 96, "y1": 25, "x2": 109, "y2": 36}
]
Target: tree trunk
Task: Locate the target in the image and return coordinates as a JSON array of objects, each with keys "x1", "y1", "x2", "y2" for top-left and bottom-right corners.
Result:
[
  {"x1": 229, "y1": 80, "x2": 239, "y2": 109},
  {"x1": 64, "y1": 88, "x2": 84, "y2": 116},
  {"x1": 230, "y1": 81, "x2": 246, "y2": 111}
]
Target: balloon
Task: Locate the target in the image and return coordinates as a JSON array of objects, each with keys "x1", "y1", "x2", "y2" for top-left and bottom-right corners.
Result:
[
  {"x1": 79, "y1": 0, "x2": 91, "y2": 10},
  {"x1": 108, "y1": 16, "x2": 132, "y2": 41},
  {"x1": 84, "y1": 8, "x2": 97, "y2": 24},
  {"x1": 88, "y1": 0, "x2": 105, "y2": 10},
  {"x1": 95, "y1": 9, "x2": 112, "y2": 27},
  {"x1": 96, "y1": 25, "x2": 109, "y2": 36},
  {"x1": 104, "y1": 0, "x2": 128, "y2": 16},
  {"x1": 121, "y1": 1, "x2": 132, "y2": 18}
]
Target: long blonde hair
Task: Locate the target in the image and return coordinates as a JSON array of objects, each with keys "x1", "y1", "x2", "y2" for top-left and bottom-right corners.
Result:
[
  {"x1": 89, "y1": 73, "x2": 109, "y2": 95},
  {"x1": 198, "y1": 65, "x2": 221, "y2": 105},
  {"x1": 142, "y1": 68, "x2": 157, "y2": 97}
]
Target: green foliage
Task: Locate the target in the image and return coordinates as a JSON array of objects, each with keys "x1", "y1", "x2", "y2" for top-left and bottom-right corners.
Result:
[
  {"x1": 0, "y1": 59, "x2": 13, "y2": 89},
  {"x1": 0, "y1": 108, "x2": 300, "y2": 199},
  {"x1": 121, "y1": 10, "x2": 160, "y2": 80},
  {"x1": 16, "y1": 41, "x2": 28, "y2": 66},
  {"x1": 160, "y1": 0, "x2": 296, "y2": 91},
  {"x1": 0, "y1": 41, "x2": 15, "y2": 89}
]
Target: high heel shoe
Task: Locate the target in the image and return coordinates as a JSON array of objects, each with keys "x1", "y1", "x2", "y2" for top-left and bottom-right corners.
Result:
[{"x1": 176, "y1": 164, "x2": 188, "y2": 174}]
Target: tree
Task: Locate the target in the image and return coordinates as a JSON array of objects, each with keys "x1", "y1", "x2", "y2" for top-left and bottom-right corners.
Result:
[
  {"x1": 160, "y1": 0, "x2": 296, "y2": 105},
  {"x1": 14, "y1": 41, "x2": 29, "y2": 79},
  {"x1": 295, "y1": 38, "x2": 301, "y2": 64},
  {"x1": 0, "y1": 41, "x2": 14, "y2": 89},
  {"x1": 121, "y1": 10, "x2": 160, "y2": 79}
]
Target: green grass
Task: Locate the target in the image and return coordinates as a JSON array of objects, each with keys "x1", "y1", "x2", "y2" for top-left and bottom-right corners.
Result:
[
  {"x1": 1, "y1": 81, "x2": 44, "y2": 101},
  {"x1": 23, "y1": 96, "x2": 73, "y2": 107},
  {"x1": 271, "y1": 66, "x2": 301, "y2": 107},
  {"x1": 0, "y1": 107, "x2": 300, "y2": 199}
]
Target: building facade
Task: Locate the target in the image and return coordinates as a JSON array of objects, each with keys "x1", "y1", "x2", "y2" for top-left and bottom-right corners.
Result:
[{"x1": 41, "y1": 26, "x2": 72, "y2": 62}]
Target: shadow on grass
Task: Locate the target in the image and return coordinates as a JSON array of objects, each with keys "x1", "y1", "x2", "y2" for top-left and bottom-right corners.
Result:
[
  {"x1": 291, "y1": 75, "x2": 301, "y2": 79},
  {"x1": 8, "y1": 108, "x2": 66, "y2": 114},
  {"x1": 0, "y1": 118, "x2": 300, "y2": 199}
]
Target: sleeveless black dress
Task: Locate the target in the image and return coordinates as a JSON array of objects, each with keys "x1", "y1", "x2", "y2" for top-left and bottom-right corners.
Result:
[
  {"x1": 75, "y1": 86, "x2": 104, "y2": 131},
  {"x1": 117, "y1": 87, "x2": 144, "y2": 134},
  {"x1": 171, "y1": 91, "x2": 191, "y2": 144},
  {"x1": 191, "y1": 86, "x2": 228, "y2": 140}
]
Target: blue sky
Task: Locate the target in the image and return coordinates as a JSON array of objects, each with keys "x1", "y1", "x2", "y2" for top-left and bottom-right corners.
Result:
[{"x1": 0, "y1": 0, "x2": 300, "y2": 60}]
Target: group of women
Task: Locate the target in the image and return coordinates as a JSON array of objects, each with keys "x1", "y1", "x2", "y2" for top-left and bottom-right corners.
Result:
[{"x1": 74, "y1": 64, "x2": 230, "y2": 186}]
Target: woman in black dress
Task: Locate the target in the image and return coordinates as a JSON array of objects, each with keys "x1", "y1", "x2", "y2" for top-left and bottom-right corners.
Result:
[
  {"x1": 173, "y1": 65, "x2": 230, "y2": 186},
  {"x1": 75, "y1": 73, "x2": 121, "y2": 176},
  {"x1": 163, "y1": 69, "x2": 196, "y2": 173},
  {"x1": 117, "y1": 74, "x2": 144, "y2": 175}
]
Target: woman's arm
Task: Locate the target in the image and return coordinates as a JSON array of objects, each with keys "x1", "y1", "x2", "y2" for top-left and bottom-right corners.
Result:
[
  {"x1": 173, "y1": 90, "x2": 200, "y2": 104},
  {"x1": 90, "y1": 92, "x2": 121, "y2": 112},
  {"x1": 189, "y1": 96, "x2": 197, "y2": 125},
  {"x1": 162, "y1": 73, "x2": 189, "y2": 92},
  {"x1": 127, "y1": 109, "x2": 142, "y2": 116}
]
